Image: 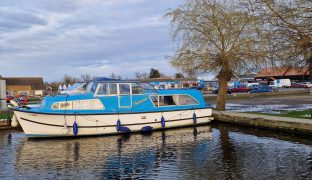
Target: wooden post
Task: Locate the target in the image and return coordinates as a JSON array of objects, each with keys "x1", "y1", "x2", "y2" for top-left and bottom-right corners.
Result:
[{"x1": 0, "y1": 80, "x2": 7, "y2": 110}]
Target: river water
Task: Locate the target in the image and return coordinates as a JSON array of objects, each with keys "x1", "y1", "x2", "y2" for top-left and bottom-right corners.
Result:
[{"x1": 0, "y1": 123, "x2": 311, "y2": 180}]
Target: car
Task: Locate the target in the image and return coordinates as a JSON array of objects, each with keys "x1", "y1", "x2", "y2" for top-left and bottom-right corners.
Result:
[
  {"x1": 231, "y1": 85, "x2": 249, "y2": 93},
  {"x1": 212, "y1": 87, "x2": 232, "y2": 94},
  {"x1": 5, "y1": 94, "x2": 28, "y2": 105},
  {"x1": 5, "y1": 95, "x2": 14, "y2": 103},
  {"x1": 300, "y1": 82, "x2": 312, "y2": 88},
  {"x1": 248, "y1": 84, "x2": 259, "y2": 91},
  {"x1": 249, "y1": 85, "x2": 273, "y2": 93},
  {"x1": 290, "y1": 83, "x2": 309, "y2": 88},
  {"x1": 190, "y1": 86, "x2": 204, "y2": 90}
]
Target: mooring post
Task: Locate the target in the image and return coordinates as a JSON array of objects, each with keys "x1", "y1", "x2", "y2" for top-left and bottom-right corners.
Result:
[{"x1": 0, "y1": 80, "x2": 7, "y2": 110}]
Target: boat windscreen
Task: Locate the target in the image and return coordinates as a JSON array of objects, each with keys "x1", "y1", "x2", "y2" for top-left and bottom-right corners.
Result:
[{"x1": 66, "y1": 83, "x2": 85, "y2": 91}]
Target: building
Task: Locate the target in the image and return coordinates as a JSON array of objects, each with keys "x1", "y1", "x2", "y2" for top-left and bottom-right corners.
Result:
[
  {"x1": 1, "y1": 77, "x2": 45, "y2": 96},
  {"x1": 255, "y1": 66, "x2": 310, "y2": 81}
]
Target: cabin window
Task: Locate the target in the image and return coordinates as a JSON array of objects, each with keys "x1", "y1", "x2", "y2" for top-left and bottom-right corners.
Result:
[
  {"x1": 90, "y1": 83, "x2": 98, "y2": 93},
  {"x1": 60, "y1": 101, "x2": 72, "y2": 109},
  {"x1": 109, "y1": 84, "x2": 117, "y2": 95},
  {"x1": 176, "y1": 95, "x2": 198, "y2": 105},
  {"x1": 52, "y1": 102, "x2": 59, "y2": 109},
  {"x1": 150, "y1": 95, "x2": 158, "y2": 106},
  {"x1": 150, "y1": 95, "x2": 198, "y2": 107},
  {"x1": 72, "y1": 101, "x2": 81, "y2": 109},
  {"x1": 97, "y1": 83, "x2": 109, "y2": 95},
  {"x1": 119, "y1": 84, "x2": 131, "y2": 95},
  {"x1": 158, "y1": 95, "x2": 176, "y2": 106},
  {"x1": 132, "y1": 83, "x2": 144, "y2": 94},
  {"x1": 52, "y1": 99, "x2": 104, "y2": 110}
]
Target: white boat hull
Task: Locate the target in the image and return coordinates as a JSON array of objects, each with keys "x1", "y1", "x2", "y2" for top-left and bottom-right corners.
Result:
[{"x1": 13, "y1": 108, "x2": 213, "y2": 137}]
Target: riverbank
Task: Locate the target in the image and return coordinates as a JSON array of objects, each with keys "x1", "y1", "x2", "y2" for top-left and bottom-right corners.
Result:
[
  {"x1": 212, "y1": 110, "x2": 312, "y2": 135},
  {"x1": 248, "y1": 109, "x2": 312, "y2": 119},
  {"x1": 204, "y1": 88, "x2": 310, "y2": 100}
]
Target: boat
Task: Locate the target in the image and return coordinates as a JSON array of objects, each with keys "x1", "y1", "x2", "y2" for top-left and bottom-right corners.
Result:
[{"x1": 12, "y1": 78, "x2": 213, "y2": 137}]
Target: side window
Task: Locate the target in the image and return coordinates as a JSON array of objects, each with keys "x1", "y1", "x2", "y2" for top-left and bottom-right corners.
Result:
[
  {"x1": 158, "y1": 95, "x2": 176, "y2": 106},
  {"x1": 177, "y1": 95, "x2": 198, "y2": 105},
  {"x1": 150, "y1": 95, "x2": 198, "y2": 107},
  {"x1": 90, "y1": 83, "x2": 98, "y2": 93},
  {"x1": 132, "y1": 83, "x2": 144, "y2": 94},
  {"x1": 52, "y1": 102, "x2": 59, "y2": 109},
  {"x1": 150, "y1": 95, "x2": 158, "y2": 106},
  {"x1": 97, "y1": 83, "x2": 108, "y2": 96},
  {"x1": 109, "y1": 84, "x2": 117, "y2": 95},
  {"x1": 119, "y1": 84, "x2": 131, "y2": 95},
  {"x1": 52, "y1": 99, "x2": 104, "y2": 110}
]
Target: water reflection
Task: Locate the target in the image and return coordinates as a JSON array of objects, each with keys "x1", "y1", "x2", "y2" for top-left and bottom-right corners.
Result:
[
  {"x1": 12, "y1": 126, "x2": 212, "y2": 179},
  {"x1": 0, "y1": 124, "x2": 311, "y2": 179}
]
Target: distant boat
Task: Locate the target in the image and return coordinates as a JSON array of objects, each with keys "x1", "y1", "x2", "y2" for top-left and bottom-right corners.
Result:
[
  {"x1": 58, "y1": 84, "x2": 63, "y2": 92},
  {"x1": 62, "y1": 84, "x2": 67, "y2": 90},
  {"x1": 12, "y1": 79, "x2": 213, "y2": 137}
]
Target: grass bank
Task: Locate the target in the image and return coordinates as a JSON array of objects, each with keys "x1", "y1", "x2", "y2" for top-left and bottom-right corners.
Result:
[
  {"x1": 0, "y1": 111, "x2": 13, "y2": 119},
  {"x1": 247, "y1": 109, "x2": 312, "y2": 119}
]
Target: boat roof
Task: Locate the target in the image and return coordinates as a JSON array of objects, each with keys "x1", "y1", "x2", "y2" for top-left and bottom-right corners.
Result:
[{"x1": 91, "y1": 77, "x2": 143, "y2": 83}]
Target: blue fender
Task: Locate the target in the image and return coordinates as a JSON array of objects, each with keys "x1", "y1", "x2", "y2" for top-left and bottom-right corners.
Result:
[
  {"x1": 161, "y1": 116, "x2": 165, "y2": 129},
  {"x1": 116, "y1": 119, "x2": 121, "y2": 132},
  {"x1": 119, "y1": 126, "x2": 131, "y2": 133},
  {"x1": 193, "y1": 112, "x2": 197, "y2": 125},
  {"x1": 116, "y1": 119, "x2": 131, "y2": 133},
  {"x1": 73, "y1": 122, "x2": 78, "y2": 136},
  {"x1": 141, "y1": 126, "x2": 153, "y2": 133}
]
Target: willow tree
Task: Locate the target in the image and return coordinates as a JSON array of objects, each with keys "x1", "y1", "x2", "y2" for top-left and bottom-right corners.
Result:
[
  {"x1": 165, "y1": 0, "x2": 263, "y2": 110},
  {"x1": 257, "y1": 0, "x2": 312, "y2": 79}
]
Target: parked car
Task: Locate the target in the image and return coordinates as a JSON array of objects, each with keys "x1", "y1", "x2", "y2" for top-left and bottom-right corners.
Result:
[
  {"x1": 212, "y1": 86, "x2": 232, "y2": 94},
  {"x1": 249, "y1": 85, "x2": 273, "y2": 93},
  {"x1": 190, "y1": 86, "x2": 204, "y2": 90},
  {"x1": 290, "y1": 83, "x2": 309, "y2": 88},
  {"x1": 231, "y1": 85, "x2": 249, "y2": 93},
  {"x1": 5, "y1": 94, "x2": 28, "y2": 105},
  {"x1": 300, "y1": 82, "x2": 312, "y2": 88},
  {"x1": 248, "y1": 84, "x2": 259, "y2": 91}
]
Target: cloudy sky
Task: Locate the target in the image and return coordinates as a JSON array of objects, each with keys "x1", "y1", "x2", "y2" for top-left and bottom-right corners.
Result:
[{"x1": 0, "y1": 0, "x2": 182, "y2": 82}]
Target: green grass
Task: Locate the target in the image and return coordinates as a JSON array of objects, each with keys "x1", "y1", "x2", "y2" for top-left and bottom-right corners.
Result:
[
  {"x1": 0, "y1": 112, "x2": 13, "y2": 119},
  {"x1": 248, "y1": 109, "x2": 312, "y2": 119}
]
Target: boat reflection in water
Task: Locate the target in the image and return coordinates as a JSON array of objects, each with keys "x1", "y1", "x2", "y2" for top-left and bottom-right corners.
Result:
[{"x1": 14, "y1": 126, "x2": 212, "y2": 179}]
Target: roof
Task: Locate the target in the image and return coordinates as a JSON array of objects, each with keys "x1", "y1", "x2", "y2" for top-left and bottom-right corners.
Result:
[
  {"x1": 92, "y1": 77, "x2": 142, "y2": 83},
  {"x1": 238, "y1": 74, "x2": 257, "y2": 79},
  {"x1": 143, "y1": 78, "x2": 197, "y2": 82},
  {"x1": 92, "y1": 77, "x2": 197, "y2": 83},
  {"x1": 255, "y1": 66, "x2": 309, "y2": 78},
  {"x1": 3, "y1": 77, "x2": 45, "y2": 90}
]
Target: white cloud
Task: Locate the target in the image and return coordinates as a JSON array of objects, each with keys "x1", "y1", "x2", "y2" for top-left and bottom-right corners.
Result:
[{"x1": 0, "y1": 0, "x2": 180, "y2": 82}]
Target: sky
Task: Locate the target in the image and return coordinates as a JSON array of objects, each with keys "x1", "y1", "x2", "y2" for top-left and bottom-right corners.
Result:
[{"x1": 0, "y1": 0, "x2": 182, "y2": 82}]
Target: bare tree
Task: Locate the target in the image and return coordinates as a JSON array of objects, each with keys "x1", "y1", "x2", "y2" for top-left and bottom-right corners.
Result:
[
  {"x1": 135, "y1": 72, "x2": 148, "y2": 79},
  {"x1": 165, "y1": 0, "x2": 264, "y2": 110},
  {"x1": 63, "y1": 74, "x2": 78, "y2": 85},
  {"x1": 80, "y1": 74, "x2": 92, "y2": 82},
  {"x1": 256, "y1": 0, "x2": 312, "y2": 79}
]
